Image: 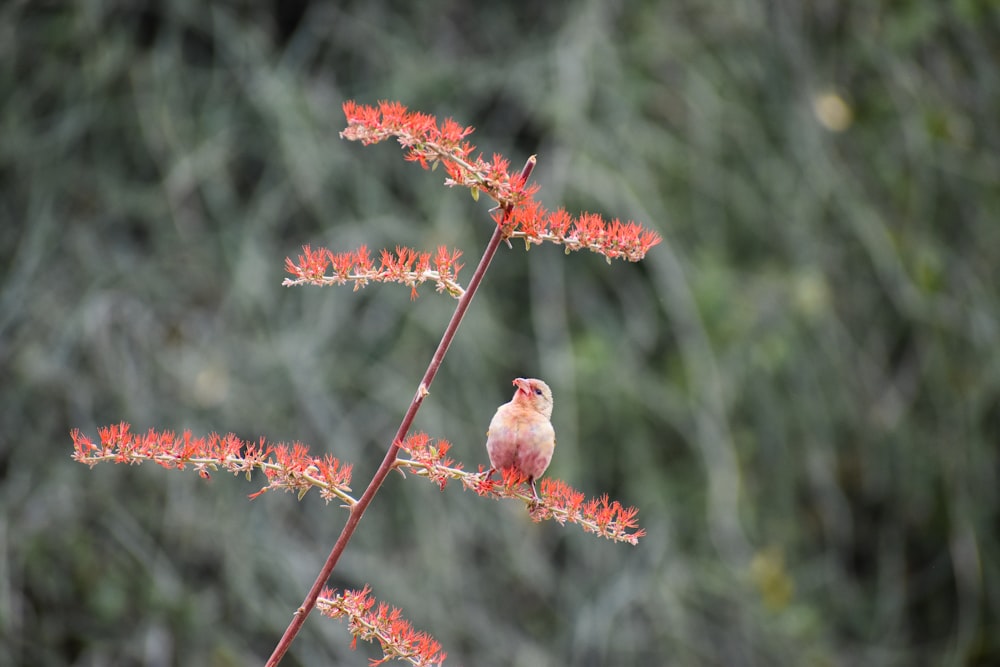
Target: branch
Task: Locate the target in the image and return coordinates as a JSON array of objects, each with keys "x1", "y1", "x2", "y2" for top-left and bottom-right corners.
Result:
[
  {"x1": 284, "y1": 245, "x2": 466, "y2": 299},
  {"x1": 71, "y1": 425, "x2": 354, "y2": 505},
  {"x1": 395, "y1": 434, "x2": 646, "y2": 546},
  {"x1": 317, "y1": 586, "x2": 447, "y2": 666},
  {"x1": 264, "y1": 156, "x2": 537, "y2": 667}
]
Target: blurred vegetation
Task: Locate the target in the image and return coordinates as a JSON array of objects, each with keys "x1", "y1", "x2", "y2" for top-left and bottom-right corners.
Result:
[{"x1": 2, "y1": 1, "x2": 999, "y2": 665}]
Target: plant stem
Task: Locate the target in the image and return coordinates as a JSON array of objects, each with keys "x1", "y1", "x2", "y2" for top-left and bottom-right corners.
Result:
[{"x1": 265, "y1": 155, "x2": 536, "y2": 666}]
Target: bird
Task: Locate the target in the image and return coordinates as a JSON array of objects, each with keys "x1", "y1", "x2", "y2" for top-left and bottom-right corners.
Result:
[{"x1": 485, "y1": 377, "x2": 556, "y2": 503}]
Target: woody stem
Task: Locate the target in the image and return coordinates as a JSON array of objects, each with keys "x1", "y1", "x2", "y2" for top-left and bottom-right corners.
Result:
[{"x1": 264, "y1": 155, "x2": 536, "y2": 666}]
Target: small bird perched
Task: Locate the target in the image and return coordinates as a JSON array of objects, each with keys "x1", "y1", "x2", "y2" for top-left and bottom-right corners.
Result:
[{"x1": 485, "y1": 378, "x2": 556, "y2": 502}]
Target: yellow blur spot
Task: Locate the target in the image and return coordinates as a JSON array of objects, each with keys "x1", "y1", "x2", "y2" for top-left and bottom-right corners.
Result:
[
  {"x1": 750, "y1": 548, "x2": 795, "y2": 611},
  {"x1": 813, "y1": 91, "x2": 853, "y2": 132},
  {"x1": 793, "y1": 270, "x2": 831, "y2": 321}
]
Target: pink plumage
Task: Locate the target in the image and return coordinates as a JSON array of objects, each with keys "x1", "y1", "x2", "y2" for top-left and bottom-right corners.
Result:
[{"x1": 485, "y1": 378, "x2": 555, "y2": 501}]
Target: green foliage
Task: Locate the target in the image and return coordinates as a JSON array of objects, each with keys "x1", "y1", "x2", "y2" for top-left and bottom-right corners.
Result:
[{"x1": 2, "y1": 1, "x2": 999, "y2": 665}]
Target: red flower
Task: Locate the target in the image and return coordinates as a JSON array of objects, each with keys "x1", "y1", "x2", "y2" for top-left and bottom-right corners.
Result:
[
  {"x1": 394, "y1": 434, "x2": 645, "y2": 545},
  {"x1": 72, "y1": 424, "x2": 354, "y2": 505},
  {"x1": 318, "y1": 586, "x2": 447, "y2": 666},
  {"x1": 284, "y1": 244, "x2": 466, "y2": 298},
  {"x1": 337, "y1": 100, "x2": 662, "y2": 263}
]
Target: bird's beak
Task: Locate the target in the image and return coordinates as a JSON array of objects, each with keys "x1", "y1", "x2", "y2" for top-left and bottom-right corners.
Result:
[{"x1": 513, "y1": 378, "x2": 531, "y2": 395}]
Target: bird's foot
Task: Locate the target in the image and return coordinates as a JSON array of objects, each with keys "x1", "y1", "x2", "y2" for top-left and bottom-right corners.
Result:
[{"x1": 529, "y1": 478, "x2": 542, "y2": 508}]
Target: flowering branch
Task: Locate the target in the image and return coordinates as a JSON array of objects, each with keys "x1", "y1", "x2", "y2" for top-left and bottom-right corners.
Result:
[
  {"x1": 396, "y1": 433, "x2": 646, "y2": 545},
  {"x1": 74, "y1": 100, "x2": 658, "y2": 665},
  {"x1": 317, "y1": 587, "x2": 447, "y2": 666},
  {"x1": 501, "y1": 204, "x2": 662, "y2": 263},
  {"x1": 264, "y1": 156, "x2": 538, "y2": 667},
  {"x1": 284, "y1": 244, "x2": 466, "y2": 299},
  {"x1": 337, "y1": 100, "x2": 662, "y2": 264},
  {"x1": 72, "y1": 422, "x2": 644, "y2": 547},
  {"x1": 340, "y1": 100, "x2": 537, "y2": 210},
  {"x1": 71, "y1": 423, "x2": 355, "y2": 505}
]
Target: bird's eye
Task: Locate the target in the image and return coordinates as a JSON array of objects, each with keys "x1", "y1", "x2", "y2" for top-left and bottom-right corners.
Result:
[{"x1": 534, "y1": 388, "x2": 543, "y2": 396}]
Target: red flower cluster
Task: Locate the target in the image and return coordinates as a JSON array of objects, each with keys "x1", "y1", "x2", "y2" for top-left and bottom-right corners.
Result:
[
  {"x1": 341, "y1": 100, "x2": 535, "y2": 211},
  {"x1": 284, "y1": 244, "x2": 465, "y2": 299},
  {"x1": 396, "y1": 432, "x2": 645, "y2": 545},
  {"x1": 341, "y1": 100, "x2": 473, "y2": 159},
  {"x1": 396, "y1": 432, "x2": 461, "y2": 490},
  {"x1": 337, "y1": 100, "x2": 662, "y2": 263},
  {"x1": 501, "y1": 200, "x2": 663, "y2": 263},
  {"x1": 72, "y1": 424, "x2": 355, "y2": 505},
  {"x1": 530, "y1": 479, "x2": 646, "y2": 545},
  {"x1": 317, "y1": 586, "x2": 447, "y2": 666},
  {"x1": 72, "y1": 423, "x2": 644, "y2": 544}
]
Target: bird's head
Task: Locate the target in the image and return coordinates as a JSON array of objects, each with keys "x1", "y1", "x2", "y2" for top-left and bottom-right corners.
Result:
[{"x1": 513, "y1": 377, "x2": 554, "y2": 419}]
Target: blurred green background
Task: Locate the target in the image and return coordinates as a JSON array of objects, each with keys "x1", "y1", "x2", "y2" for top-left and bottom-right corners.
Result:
[{"x1": 3, "y1": 1, "x2": 999, "y2": 665}]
